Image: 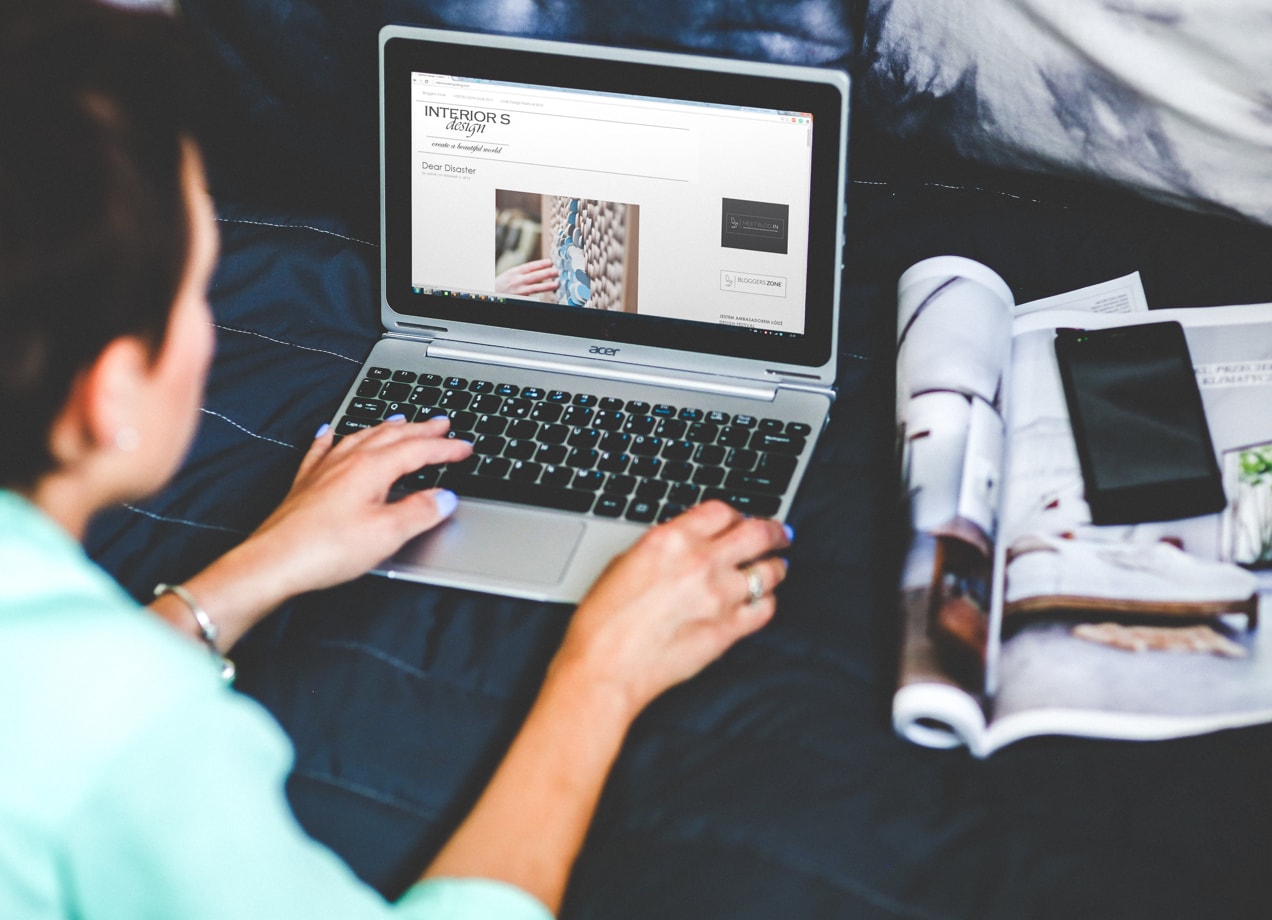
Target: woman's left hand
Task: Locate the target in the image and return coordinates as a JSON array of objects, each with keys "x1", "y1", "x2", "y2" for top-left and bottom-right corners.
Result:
[
  {"x1": 159, "y1": 416, "x2": 470, "y2": 648},
  {"x1": 246, "y1": 415, "x2": 472, "y2": 595}
]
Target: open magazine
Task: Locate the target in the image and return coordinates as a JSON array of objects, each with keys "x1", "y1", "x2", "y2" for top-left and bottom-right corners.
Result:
[{"x1": 893, "y1": 256, "x2": 1272, "y2": 756}]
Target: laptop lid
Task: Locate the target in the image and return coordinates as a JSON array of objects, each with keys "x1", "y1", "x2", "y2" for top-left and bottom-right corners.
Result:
[{"x1": 379, "y1": 26, "x2": 848, "y2": 388}]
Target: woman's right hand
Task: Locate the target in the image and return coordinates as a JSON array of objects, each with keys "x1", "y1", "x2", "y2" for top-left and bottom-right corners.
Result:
[{"x1": 549, "y1": 500, "x2": 792, "y2": 720}]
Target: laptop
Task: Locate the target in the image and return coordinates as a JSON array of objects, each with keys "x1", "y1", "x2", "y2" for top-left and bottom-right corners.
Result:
[{"x1": 329, "y1": 24, "x2": 849, "y2": 602}]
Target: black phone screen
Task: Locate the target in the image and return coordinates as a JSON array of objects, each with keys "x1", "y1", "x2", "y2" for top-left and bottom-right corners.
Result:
[{"x1": 1054, "y1": 321, "x2": 1226, "y2": 525}]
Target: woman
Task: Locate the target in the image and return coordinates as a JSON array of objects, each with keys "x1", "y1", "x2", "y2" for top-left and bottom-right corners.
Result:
[{"x1": 0, "y1": 3, "x2": 791, "y2": 918}]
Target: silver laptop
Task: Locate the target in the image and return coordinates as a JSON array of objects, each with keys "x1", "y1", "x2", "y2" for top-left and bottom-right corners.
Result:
[{"x1": 329, "y1": 25, "x2": 849, "y2": 602}]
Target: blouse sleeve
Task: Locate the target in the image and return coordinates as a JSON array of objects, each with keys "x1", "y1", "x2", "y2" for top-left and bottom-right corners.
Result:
[{"x1": 58, "y1": 678, "x2": 552, "y2": 920}]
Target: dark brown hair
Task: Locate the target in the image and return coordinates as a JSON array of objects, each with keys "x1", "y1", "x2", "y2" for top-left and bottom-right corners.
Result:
[{"x1": 0, "y1": 1, "x2": 201, "y2": 488}]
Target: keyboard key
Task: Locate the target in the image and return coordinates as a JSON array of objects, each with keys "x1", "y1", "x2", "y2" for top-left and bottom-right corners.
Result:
[
  {"x1": 691, "y1": 466, "x2": 725, "y2": 487},
  {"x1": 786, "y1": 421, "x2": 812, "y2": 437},
  {"x1": 472, "y1": 434, "x2": 505, "y2": 456},
  {"x1": 421, "y1": 373, "x2": 443, "y2": 386},
  {"x1": 593, "y1": 410, "x2": 625, "y2": 431},
  {"x1": 635, "y1": 478, "x2": 668, "y2": 500},
  {"x1": 597, "y1": 451, "x2": 630, "y2": 473},
  {"x1": 573, "y1": 393, "x2": 598, "y2": 407},
  {"x1": 625, "y1": 499, "x2": 660, "y2": 523},
  {"x1": 470, "y1": 394, "x2": 502, "y2": 413},
  {"x1": 539, "y1": 424, "x2": 569, "y2": 445},
  {"x1": 381, "y1": 381, "x2": 411, "y2": 401},
  {"x1": 667, "y1": 482, "x2": 701, "y2": 505},
  {"x1": 540, "y1": 464, "x2": 573, "y2": 487},
  {"x1": 685, "y1": 422, "x2": 719, "y2": 443},
  {"x1": 661, "y1": 439, "x2": 693, "y2": 461},
  {"x1": 509, "y1": 460, "x2": 541, "y2": 483},
  {"x1": 630, "y1": 456, "x2": 662, "y2": 478},
  {"x1": 392, "y1": 369, "x2": 417, "y2": 383},
  {"x1": 749, "y1": 431, "x2": 806, "y2": 454},
  {"x1": 396, "y1": 466, "x2": 441, "y2": 492},
  {"x1": 438, "y1": 390, "x2": 472, "y2": 410},
  {"x1": 566, "y1": 447, "x2": 599, "y2": 469},
  {"x1": 759, "y1": 418, "x2": 785, "y2": 433},
  {"x1": 507, "y1": 419, "x2": 539, "y2": 440},
  {"x1": 561, "y1": 405, "x2": 594, "y2": 426},
  {"x1": 356, "y1": 379, "x2": 382, "y2": 398},
  {"x1": 505, "y1": 439, "x2": 537, "y2": 460},
  {"x1": 476, "y1": 456, "x2": 512, "y2": 478},
  {"x1": 367, "y1": 366, "x2": 391, "y2": 380},
  {"x1": 547, "y1": 389, "x2": 571, "y2": 403},
  {"x1": 530, "y1": 403, "x2": 563, "y2": 423},
  {"x1": 499, "y1": 397, "x2": 530, "y2": 418},
  {"x1": 657, "y1": 502, "x2": 689, "y2": 523},
  {"x1": 706, "y1": 410, "x2": 731, "y2": 425},
  {"x1": 594, "y1": 495, "x2": 627, "y2": 517},
  {"x1": 662, "y1": 461, "x2": 693, "y2": 482},
  {"x1": 693, "y1": 443, "x2": 726, "y2": 466},
  {"x1": 410, "y1": 385, "x2": 442, "y2": 406},
  {"x1": 732, "y1": 414, "x2": 757, "y2": 429},
  {"x1": 725, "y1": 448, "x2": 758, "y2": 470},
  {"x1": 337, "y1": 416, "x2": 374, "y2": 436},
  {"x1": 630, "y1": 435, "x2": 662, "y2": 457},
  {"x1": 624, "y1": 414, "x2": 655, "y2": 435},
  {"x1": 475, "y1": 414, "x2": 508, "y2": 436},
  {"x1": 604, "y1": 473, "x2": 637, "y2": 495},
  {"x1": 573, "y1": 469, "x2": 606, "y2": 490},
  {"x1": 599, "y1": 396, "x2": 625, "y2": 411},
  {"x1": 495, "y1": 383, "x2": 520, "y2": 397},
  {"x1": 346, "y1": 398, "x2": 386, "y2": 419},
  {"x1": 625, "y1": 399, "x2": 651, "y2": 415},
  {"x1": 438, "y1": 472, "x2": 595, "y2": 513},
  {"x1": 521, "y1": 386, "x2": 545, "y2": 401},
  {"x1": 382, "y1": 402, "x2": 416, "y2": 421},
  {"x1": 724, "y1": 469, "x2": 790, "y2": 494},
  {"x1": 652, "y1": 419, "x2": 685, "y2": 441},
  {"x1": 536, "y1": 443, "x2": 568, "y2": 465},
  {"x1": 718, "y1": 426, "x2": 750, "y2": 447},
  {"x1": 651, "y1": 403, "x2": 677, "y2": 418},
  {"x1": 568, "y1": 427, "x2": 602, "y2": 449},
  {"x1": 468, "y1": 379, "x2": 493, "y2": 393},
  {"x1": 703, "y1": 489, "x2": 781, "y2": 517}
]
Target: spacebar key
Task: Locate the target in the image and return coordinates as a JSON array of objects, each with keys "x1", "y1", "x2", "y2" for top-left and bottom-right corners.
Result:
[{"x1": 438, "y1": 472, "x2": 596, "y2": 513}]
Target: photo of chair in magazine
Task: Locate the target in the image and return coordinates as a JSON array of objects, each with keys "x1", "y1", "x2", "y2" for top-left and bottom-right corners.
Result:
[{"x1": 893, "y1": 256, "x2": 1272, "y2": 757}]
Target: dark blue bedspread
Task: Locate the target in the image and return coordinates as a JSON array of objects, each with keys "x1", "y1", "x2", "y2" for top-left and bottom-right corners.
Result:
[{"x1": 85, "y1": 2, "x2": 1272, "y2": 917}]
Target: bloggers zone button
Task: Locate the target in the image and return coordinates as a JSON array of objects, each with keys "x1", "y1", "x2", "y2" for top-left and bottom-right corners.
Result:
[{"x1": 720, "y1": 270, "x2": 787, "y2": 298}]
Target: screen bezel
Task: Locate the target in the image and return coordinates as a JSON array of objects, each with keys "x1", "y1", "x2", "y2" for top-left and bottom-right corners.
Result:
[{"x1": 381, "y1": 32, "x2": 846, "y2": 370}]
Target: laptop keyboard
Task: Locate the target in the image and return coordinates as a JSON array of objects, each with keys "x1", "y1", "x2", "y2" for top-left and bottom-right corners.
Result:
[{"x1": 338, "y1": 366, "x2": 811, "y2": 524}]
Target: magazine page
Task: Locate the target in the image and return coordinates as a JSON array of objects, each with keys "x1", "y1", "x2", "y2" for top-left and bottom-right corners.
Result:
[
  {"x1": 892, "y1": 257, "x2": 1014, "y2": 749},
  {"x1": 891, "y1": 260, "x2": 1155, "y2": 751},
  {"x1": 984, "y1": 303, "x2": 1272, "y2": 755}
]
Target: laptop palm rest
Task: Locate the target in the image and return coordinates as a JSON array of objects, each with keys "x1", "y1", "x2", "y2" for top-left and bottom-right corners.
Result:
[{"x1": 386, "y1": 502, "x2": 583, "y2": 586}]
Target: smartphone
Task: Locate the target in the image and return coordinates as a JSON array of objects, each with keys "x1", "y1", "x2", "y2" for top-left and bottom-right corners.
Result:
[{"x1": 1054, "y1": 321, "x2": 1226, "y2": 525}]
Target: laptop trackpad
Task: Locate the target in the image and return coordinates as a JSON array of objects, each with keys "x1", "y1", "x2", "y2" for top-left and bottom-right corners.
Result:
[{"x1": 390, "y1": 502, "x2": 583, "y2": 585}]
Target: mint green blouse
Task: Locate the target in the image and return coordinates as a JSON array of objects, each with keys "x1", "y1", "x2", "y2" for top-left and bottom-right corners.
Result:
[{"x1": 0, "y1": 491, "x2": 551, "y2": 920}]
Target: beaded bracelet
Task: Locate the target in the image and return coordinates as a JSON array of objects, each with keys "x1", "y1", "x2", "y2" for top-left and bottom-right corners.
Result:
[{"x1": 154, "y1": 583, "x2": 236, "y2": 682}]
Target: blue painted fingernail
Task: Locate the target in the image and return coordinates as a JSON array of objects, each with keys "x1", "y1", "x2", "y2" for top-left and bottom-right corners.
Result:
[
  {"x1": 781, "y1": 557, "x2": 791, "y2": 569},
  {"x1": 783, "y1": 523, "x2": 795, "y2": 541},
  {"x1": 314, "y1": 423, "x2": 331, "y2": 439},
  {"x1": 386, "y1": 413, "x2": 407, "y2": 423},
  {"x1": 434, "y1": 489, "x2": 459, "y2": 518}
]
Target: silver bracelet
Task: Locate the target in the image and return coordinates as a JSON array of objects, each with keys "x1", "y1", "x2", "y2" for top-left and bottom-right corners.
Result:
[{"x1": 153, "y1": 583, "x2": 236, "y2": 682}]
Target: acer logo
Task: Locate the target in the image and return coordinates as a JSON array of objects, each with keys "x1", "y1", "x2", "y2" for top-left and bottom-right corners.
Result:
[{"x1": 588, "y1": 345, "x2": 620, "y2": 356}]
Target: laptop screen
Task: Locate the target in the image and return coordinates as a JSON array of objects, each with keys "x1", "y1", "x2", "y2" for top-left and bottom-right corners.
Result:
[{"x1": 382, "y1": 30, "x2": 846, "y2": 370}]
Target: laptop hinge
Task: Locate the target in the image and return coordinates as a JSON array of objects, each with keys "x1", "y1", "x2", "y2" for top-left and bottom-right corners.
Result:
[{"x1": 420, "y1": 339, "x2": 782, "y2": 401}]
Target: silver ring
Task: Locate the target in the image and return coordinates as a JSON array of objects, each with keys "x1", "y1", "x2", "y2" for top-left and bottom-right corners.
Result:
[{"x1": 744, "y1": 565, "x2": 765, "y2": 605}]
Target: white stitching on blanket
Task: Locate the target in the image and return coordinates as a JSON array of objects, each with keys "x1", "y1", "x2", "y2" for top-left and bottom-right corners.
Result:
[
  {"x1": 214, "y1": 215, "x2": 378, "y2": 248},
  {"x1": 199, "y1": 408, "x2": 300, "y2": 450},
  {"x1": 121, "y1": 503, "x2": 245, "y2": 534},
  {"x1": 211, "y1": 323, "x2": 362, "y2": 364},
  {"x1": 293, "y1": 769, "x2": 440, "y2": 820},
  {"x1": 851, "y1": 177, "x2": 1057, "y2": 207}
]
